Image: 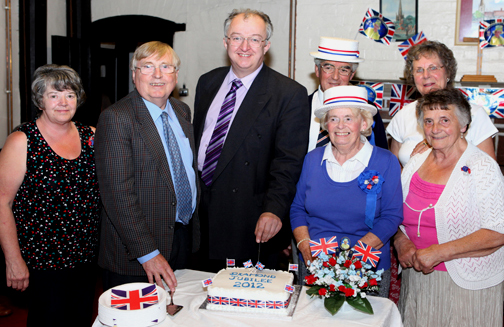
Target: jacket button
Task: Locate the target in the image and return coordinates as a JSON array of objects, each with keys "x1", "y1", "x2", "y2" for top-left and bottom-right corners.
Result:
[
  {"x1": 171, "y1": 202, "x2": 176, "y2": 206},
  {"x1": 257, "y1": 134, "x2": 262, "y2": 139},
  {"x1": 169, "y1": 226, "x2": 174, "y2": 230},
  {"x1": 232, "y1": 188, "x2": 238, "y2": 193},
  {"x1": 244, "y1": 161, "x2": 249, "y2": 166}
]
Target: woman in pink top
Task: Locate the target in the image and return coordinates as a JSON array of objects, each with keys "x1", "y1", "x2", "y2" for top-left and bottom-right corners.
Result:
[{"x1": 394, "y1": 89, "x2": 504, "y2": 327}]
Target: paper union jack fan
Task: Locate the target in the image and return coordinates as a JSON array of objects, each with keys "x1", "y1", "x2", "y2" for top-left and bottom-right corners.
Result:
[
  {"x1": 398, "y1": 31, "x2": 427, "y2": 60},
  {"x1": 359, "y1": 8, "x2": 395, "y2": 45},
  {"x1": 479, "y1": 19, "x2": 504, "y2": 49}
]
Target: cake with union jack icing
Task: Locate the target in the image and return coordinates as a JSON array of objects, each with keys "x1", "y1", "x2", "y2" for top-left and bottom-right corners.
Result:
[
  {"x1": 206, "y1": 267, "x2": 294, "y2": 315},
  {"x1": 98, "y1": 282, "x2": 167, "y2": 327}
]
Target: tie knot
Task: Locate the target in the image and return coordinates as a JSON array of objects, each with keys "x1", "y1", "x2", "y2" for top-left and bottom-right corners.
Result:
[{"x1": 231, "y1": 79, "x2": 243, "y2": 91}]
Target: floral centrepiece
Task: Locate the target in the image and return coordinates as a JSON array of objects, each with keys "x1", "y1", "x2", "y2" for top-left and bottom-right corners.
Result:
[{"x1": 305, "y1": 250, "x2": 383, "y2": 315}]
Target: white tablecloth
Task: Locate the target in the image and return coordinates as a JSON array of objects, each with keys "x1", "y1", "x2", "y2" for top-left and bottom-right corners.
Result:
[{"x1": 93, "y1": 269, "x2": 403, "y2": 327}]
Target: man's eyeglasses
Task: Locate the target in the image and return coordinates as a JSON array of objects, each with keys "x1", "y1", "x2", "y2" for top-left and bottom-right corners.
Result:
[
  {"x1": 226, "y1": 36, "x2": 266, "y2": 48},
  {"x1": 413, "y1": 65, "x2": 444, "y2": 76},
  {"x1": 320, "y1": 64, "x2": 353, "y2": 76},
  {"x1": 135, "y1": 64, "x2": 177, "y2": 75}
]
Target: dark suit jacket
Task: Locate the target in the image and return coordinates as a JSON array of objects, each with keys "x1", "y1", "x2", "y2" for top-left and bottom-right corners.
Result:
[
  {"x1": 194, "y1": 65, "x2": 309, "y2": 260},
  {"x1": 95, "y1": 89, "x2": 200, "y2": 276},
  {"x1": 308, "y1": 90, "x2": 389, "y2": 150}
]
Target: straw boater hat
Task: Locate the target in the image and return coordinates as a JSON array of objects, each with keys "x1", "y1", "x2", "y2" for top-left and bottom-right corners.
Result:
[
  {"x1": 310, "y1": 37, "x2": 364, "y2": 63},
  {"x1": 314, "y1": 85, "x2": 377, "y2": 118}
]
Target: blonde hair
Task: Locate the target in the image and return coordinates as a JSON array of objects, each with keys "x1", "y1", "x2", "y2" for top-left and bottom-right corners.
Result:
[
  {"x1": 130, "y1": 41, "x2": 180, "y2": 71},
  {"x1": 322, "y1": 107, "x2": 373, "y2": 137}
]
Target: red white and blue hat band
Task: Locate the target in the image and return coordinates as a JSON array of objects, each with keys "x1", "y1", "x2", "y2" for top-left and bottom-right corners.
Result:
[
  {"x1": 318, "y1": 46, "x2": 360, "y2": 59},
  {"x1": 324, "y1": 96, "x2": 367, "y2": 106}
]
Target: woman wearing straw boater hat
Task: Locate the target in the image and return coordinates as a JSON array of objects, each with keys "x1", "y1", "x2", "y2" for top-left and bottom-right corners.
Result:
[
  {"x1": 308, "y1": 37, "x2": 388, "y2": 152},
  {"x1": 291, "y1": 85, "x2": 403, "y2": 297}
]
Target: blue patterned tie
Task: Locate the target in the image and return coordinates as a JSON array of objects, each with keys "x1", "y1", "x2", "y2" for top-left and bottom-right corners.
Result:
[
  {"x1": 201, "y1": 79, "x2": 243, "y2": 186},
  {"x1": 317, "y1": 128, "x2": 330, "y2": 147},
  {"x1": 161, "y1": 112, "x2": 192, "y2": 224}
]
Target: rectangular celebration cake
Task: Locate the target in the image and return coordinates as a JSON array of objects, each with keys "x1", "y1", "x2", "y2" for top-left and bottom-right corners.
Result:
[{"x1": 206, "y1": 267, "x2": 294, "y2": 315}]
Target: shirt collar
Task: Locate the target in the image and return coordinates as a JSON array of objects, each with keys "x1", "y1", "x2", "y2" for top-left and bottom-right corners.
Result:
[
  {"x1": 143, "y1": 97, "x2": 176, "y2": 122},
  {"x1": 316, "y1": 85, "x2": 324, "y2": 106},
  {"x1": 321, "y1": 135, "x2": 373, "y2": 166},
  {"x1": 226, "y1": 63, "x2": 263, "y2": 91}
]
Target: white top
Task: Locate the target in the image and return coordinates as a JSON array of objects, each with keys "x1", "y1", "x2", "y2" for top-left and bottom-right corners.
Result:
[
  {"x1": 308, "y1": 87, "x2": 325, "y2": 152},
  {"x1": 400, "y1": 144, "x2": 504, "y2": 290},
  {"x1": 386, "y1": 100, "x2": 497, "y2": 167},
  {"x1": 321, "y1": 136, "x2": 372, "y2": 182}
]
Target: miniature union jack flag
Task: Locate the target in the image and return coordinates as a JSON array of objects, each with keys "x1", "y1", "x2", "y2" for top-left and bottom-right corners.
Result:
[
  {"x1": 398, "y1": 31, "x2": 427, "y2": 60},
  {"x1": 479, "y1": 19, "x2": 504, "y2": 49},
  {"x1": 359, "y1": 8, "x2": 395, "y2": 45},
  {"x1": 111, "y1": 284, "x2": 159, "y2": 310},
  {"x1": 266, "y1": 300, "x2": 284, "y2": 309},
  {"x1": 243, "y1": 259, "x2": 253, "y2": 268},
  {"x1": 284, "y1": 284, "x2": 294, "y2": 293},
  {"x1": 227, "y1": 259, "x2": 235, "y2": 267},
  {"x1": 202, "y1": 278, "x2": 213, "y2": 287},
  {"x1": 230, "y1": 298, "x2": 248, "y2": 307},
  {"x1": 288, "y1": 263, "x2": 298, "y2": 271},
  {"x1": 352, "y1": 240, "x2": 382, "y2": 268},
  {"x1": 247, "y1": 300, "x2": 266, "y2": 308},
  {"x1": 357, "y1": 81, "x2": 384, "y2": 110},
  {"x1": 457, "y1": 87, "x2": 504, "y2": 118},
  {"x1": 309, "y1": 236, "x2": 338, "y2": 257},
  {"x1": 208, "y1": 296, "x2": 229, "y2": 305},
  {"x1": 389, "y1": 83, "x2": 416, "y2": 116},
  {"x1": 255, "y1": 262, "x2": 265, "y2": 271}
]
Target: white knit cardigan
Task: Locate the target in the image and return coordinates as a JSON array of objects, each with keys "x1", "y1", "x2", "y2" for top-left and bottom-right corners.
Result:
[{"x1": 400, "y1": 143, "x2": 504, "y2": 290}]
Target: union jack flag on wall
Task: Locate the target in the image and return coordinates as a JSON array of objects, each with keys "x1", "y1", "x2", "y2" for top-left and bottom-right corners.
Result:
[
  {"x1": 359, "y1": 8, "x2": 395, "y2": 45},
  {"x1": 457, "y1": 87, "x2": 504, "y2": 118},
  {"x1": 309, "y1": 236, "x2": 338, "y2": 257},
  {"x1": 356, "y1": 81, "x2": 384, "y2": 110},
  {"x1": 389, "y1": 83, "x2": 416, "y2": 116},
  {"x1": 398, "y1": 31, "x2": 427, "y2": 60},
  {"x1": 352, "y1": 240, "x2": 381, "y2": 268},
  {"x1": 110, "y1": 284, "x2": 159, "y2": 310}
]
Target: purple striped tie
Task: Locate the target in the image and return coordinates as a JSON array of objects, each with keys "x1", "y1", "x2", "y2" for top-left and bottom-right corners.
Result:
[{"x1": 201, "y1": 79, "x2": 243, "y2": 186}]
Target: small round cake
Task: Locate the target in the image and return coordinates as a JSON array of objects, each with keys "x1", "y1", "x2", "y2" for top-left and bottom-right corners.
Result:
[{"x1": 98, "y1": 282, "x2": 167, "y2": 327}]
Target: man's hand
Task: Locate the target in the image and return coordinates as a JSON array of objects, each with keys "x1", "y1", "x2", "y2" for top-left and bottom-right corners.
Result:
[
  {"x1": 142, "y1": 254, "x2": 177, "y2": 291},
  {"x1": 255, "y1": 212, "x2": 282, "y2": 243}
]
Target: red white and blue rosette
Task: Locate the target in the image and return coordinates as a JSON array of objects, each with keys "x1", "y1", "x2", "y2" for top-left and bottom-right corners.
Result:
[{"x1": 359, "y1": 8, "x2": 395, "y2": 45}]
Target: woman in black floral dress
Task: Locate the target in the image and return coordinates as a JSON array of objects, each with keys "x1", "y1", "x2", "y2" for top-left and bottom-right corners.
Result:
[{"x1": 0, "y1": 64, "x2": 100, "y2": 327}]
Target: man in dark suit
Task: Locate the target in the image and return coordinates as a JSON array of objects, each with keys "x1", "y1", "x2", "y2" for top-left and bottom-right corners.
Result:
[
  {"x1": 308, "y1": 36, "x2": 388, "y2": 151},
  {"x1": 194, "y1": 9, "x2": 309, "y2": 271},
  {"x1": 95, "y1": 41, "x2": 199, "y2": 291}
]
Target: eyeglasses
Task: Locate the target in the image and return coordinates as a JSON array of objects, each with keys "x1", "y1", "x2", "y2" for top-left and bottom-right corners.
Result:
[
  {"x1": 320, "y1": 64, "x2": 353, "y2": 76},
  {"x1": 413, "y1": 65, "x2": 444, "y2": 76},
  {"x1": 226, "y1": 35, "x2": 266, "y2": 48},
  {"x1": 135, "y1": 64, "x2": 177, "y2": 75}
]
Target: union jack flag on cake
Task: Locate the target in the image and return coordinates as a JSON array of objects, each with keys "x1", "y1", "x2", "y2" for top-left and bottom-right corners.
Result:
[
  {"x1": 110, "y1": 284, "x2": 159, "y2": 310},
  {"x1": 389, "y1": 83, "x2": 416, "y2": 116},
  {"x1": 202, "y1": 278, "x2": 213, "y2": 287},
  {"x1": 398, "y1": 31, "x2": 427, "y2": 60},
  {"x1": 284, "y1": 284, "x2": 294, "y2": 293},
  {"x1": 230, "y1": 298, "x2": 248, "y2": 307},
  {"x1": 227, "y1": 258, "x2": 235, "y2": 267},
  {"x1": 356, "y1": 81, "x2": 384, "y2": 110},
  {"x1": 457, "y1": 87, "x2": 504, "y2": 118},
  {"x1": 288, "y1": 263, "x2": 298, "y2": 271},
  {"x1": 479, "y1": 19, "x2": 504, "y2": 49},
  {"x1": 359, "y1": 8, "x2": 395, "y2": 45},
  {"x1": 266, "y1": 300, "x2": 285, "y2": 309},
  {"x1": 247, "y1": 299, "x2": 266, "y2": 308},
  {"x1": 207, "y1": 296, "x2": 230, "y2": 305},
  {"x1": 255, "y1": 262, "x2": 265, "y2": 271},
  {"x1": 309, "y1": 236, "x2": 338, "y2": 257},
  {"x1": 352, "y1": 240, "x2": 381, "y2": 268},
  {"x1": 243, "y1": 259, "x2": 253, "y2": 268}
]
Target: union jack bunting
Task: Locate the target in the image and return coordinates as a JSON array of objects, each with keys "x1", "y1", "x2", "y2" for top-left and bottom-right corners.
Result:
[
  {"x1": 243, "y1": 259, "x2": 253, "y2": 268},
  {"x1": 479, "y1": 19, "x2": 504, "y2": 49},
  {"x1": 356, "y1": 81, "x2": 384, "y2": 110},
  {"x1": 230, "y1": 298, "x2": 248, "y2": 307},
  {"x1": 309, "y1": 236, "x2": 338, "y2": 257},
  {"x1": 266, "y1": 300, "x2": 285, "y2": 309},
  {"x1": 207, "y1": 296, "x2": 230, "y2": 305},
  {"x1": 227, "y1": 258, "x2": 235, "y2": 267},
  {"x1": 389, "y1": 83, "x2": 416, "y2": 116},
  {"x1": 255, "y1": 262, "x2": 265, "y2": 271},
  {"x1": 398, "y1": 31, "x2": 427, "y2": 60},
  {"x1": 457, "y1": 87, "x2": 504, "y2": 118},
  {"x1": 111, "y1": 284, "x2": 159, "y2": 310},
  {"x1": 352, "y1": 240, "x2": 381, "y2": 268},
  {"x1": 288, "y1": 263, "x2": 298, "y2": 271},
  {"x1": 359, "y1": 8, "x2": 395, "y2": 45},
  {"x1": 285, "y1": 284, "x2": 294, "y2": 293},
  {"x1": 247, "y1": 300, "x2": 266, "y2": 308},
  {"x1": 202, "y1": 278, "x2": 213, "y2": 287}
]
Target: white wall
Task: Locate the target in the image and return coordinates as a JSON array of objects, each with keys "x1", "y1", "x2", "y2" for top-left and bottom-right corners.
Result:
[{"x1": 1, "y1": 0, "x2": 503, "y2": 147}]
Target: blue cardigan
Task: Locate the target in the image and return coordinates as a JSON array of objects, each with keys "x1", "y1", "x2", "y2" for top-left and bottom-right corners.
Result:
[{"x1": 290, "y1": 146, "x2": 403, "y2": 270}]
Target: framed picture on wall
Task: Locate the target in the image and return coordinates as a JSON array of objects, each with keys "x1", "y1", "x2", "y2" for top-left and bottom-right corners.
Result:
[
  {"x1": 380, "y1": 0, "x2": 418, "y2": 41},
  {"x1": 455, "y1": 0, "x2": 504, "y2": 45}
]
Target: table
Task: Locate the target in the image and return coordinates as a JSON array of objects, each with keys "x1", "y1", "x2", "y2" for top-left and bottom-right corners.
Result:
[{"x1": 93, "y1": 269, "x2": 403, "y2": 327}]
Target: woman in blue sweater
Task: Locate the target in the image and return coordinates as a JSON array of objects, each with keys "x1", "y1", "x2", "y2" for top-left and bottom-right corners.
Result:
[{"x1": 291, "y1": 86, "x2": 403, "y2": 297}]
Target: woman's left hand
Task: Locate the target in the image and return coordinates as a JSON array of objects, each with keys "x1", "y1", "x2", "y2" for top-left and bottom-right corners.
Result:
[{"x1": 412, "y1": 244, "x2": 444, "y2": 274}]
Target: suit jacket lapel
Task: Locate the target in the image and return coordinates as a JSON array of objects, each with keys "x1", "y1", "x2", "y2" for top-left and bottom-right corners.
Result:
[
  {"x1": 212, "y1": 66, "x2": 271, "y2": 182},
  {"x1": 132, "y1": 90, "x2": 175, "y2": 191}
]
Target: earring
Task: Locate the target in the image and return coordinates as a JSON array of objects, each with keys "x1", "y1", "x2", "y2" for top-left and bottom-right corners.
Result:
[{"x1": 447, "y1": 78, "x2": 450, "y2": 82}]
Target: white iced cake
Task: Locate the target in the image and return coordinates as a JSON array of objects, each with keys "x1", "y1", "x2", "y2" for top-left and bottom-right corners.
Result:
[
  {"x1": 206, "y1": 267, "x2": 294, "y2": 315},
  {"x1": 98, "y1": 282, "x2": 167, "y2": 327}
]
